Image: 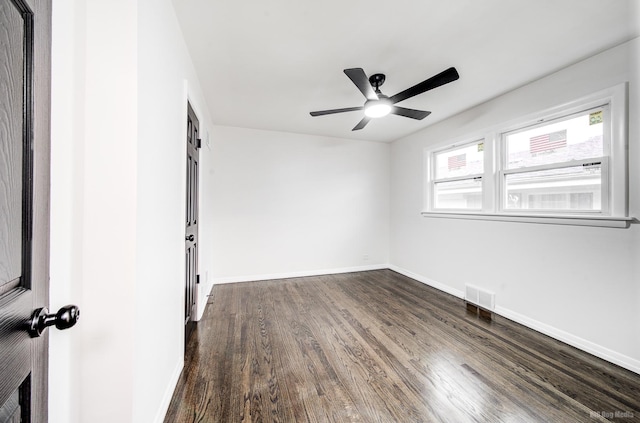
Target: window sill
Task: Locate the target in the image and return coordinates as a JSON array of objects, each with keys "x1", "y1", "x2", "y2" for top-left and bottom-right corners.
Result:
[{"x1": 421, "y1": 211, "x2": 636, "y2": 228}]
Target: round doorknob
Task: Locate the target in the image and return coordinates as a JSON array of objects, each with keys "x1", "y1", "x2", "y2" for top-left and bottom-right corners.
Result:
[
  {"x1": 28, "y1": 305, "x2": 80, "y2": 338},
  {"x1": 185, "y1": 234, "x2": 194, "y2": 241}
]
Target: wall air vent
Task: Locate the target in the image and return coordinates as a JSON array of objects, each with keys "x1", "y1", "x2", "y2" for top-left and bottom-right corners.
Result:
[{"x1": 465, "y1": 284, "x2": 495, "y2": 320}]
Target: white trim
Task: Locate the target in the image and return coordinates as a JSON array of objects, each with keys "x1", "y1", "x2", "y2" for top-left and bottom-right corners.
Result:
[
  {"x1": 421, "y1": 211, "x2": 634, "y2": 228},
  {"x1": 501, "y1": 157, "x2": 605, "y2": 176},
  {"x1": 495, "y1": 85, "x2": 624, "y2": 136},
  {"x1": 195, "y1": 284, "x2": 209, "y2": 321},
  {"x1": 389, "y1": 266, "x2": 640, "y2": 375},
  {"x1": 608, "y1": 83, "x2": 628, "y2": 216},
  {"x1": 154, "y1": 359, "x2": 184, "y2": 423},
  {"x1": 495, "y1": 305, "x2": 640, "y2": 375},
  {"x1": 212, "y1": 264, "x2": 390, "y2": 284},
  {"x1": 434, "y1": 174, "x2": 483, "y2": 184}
]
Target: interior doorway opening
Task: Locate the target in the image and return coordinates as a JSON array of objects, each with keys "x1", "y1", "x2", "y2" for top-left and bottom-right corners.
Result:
[{"x1": 184, "y1": 102, "x2": 200, "y2": 348}]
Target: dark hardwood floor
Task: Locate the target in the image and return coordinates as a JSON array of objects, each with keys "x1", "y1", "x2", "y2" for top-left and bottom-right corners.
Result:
[{"x1": 164, "y1": 270, "x2": 640, "y2": 422}]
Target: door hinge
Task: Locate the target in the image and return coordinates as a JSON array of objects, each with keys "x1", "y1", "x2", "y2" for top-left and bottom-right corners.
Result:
[
  {"x1": 196, "y1": 138, "x2": 202, "y2": 149},
  {"x1": 196, "y1": 274, "x2": 200, "y2": 284}
]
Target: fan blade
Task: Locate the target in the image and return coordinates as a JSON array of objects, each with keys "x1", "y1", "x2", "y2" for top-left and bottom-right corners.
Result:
[
  {"x1": 391, "y1": 106, "x2": 431, "y2": 120},
  {"x1": 344, "y1": 68, "x2": 378, "y2": 101},
  {"x1": 310, "y1": 106, "x2": 363, "y2": 116},
  {"x1": 352, "y1": 116, "x2": 370, "y2": 131},
  {"x1": 389, "y1": 67, "x2": 459, "y2": 104}
]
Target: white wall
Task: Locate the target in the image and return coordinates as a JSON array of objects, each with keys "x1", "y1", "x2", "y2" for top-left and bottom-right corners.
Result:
[
  {"x1": 208, "y1": 126, "x2": 390, "y2": 282},
  {"x1": 50, "y1": 1, "x2": 137, "y2": 422},
  {"x1": 50, "y1": 3, "x2": 84, "y2": 420},
  {"x1": 136, "y1": 0, "x2": 215, "y2": 421},
  {"x1": 50, "y1": 0, "x2": 215, "y2": 422},
  {"x1": 390, "y1": 38, "x2": 640, "y2": 373}
]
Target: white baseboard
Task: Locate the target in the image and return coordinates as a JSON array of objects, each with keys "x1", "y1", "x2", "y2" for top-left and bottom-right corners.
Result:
[
  {"x1": 153, "y1": 359, "x2": 184, "y2": 423},
  {"x1": 389, "y1": 265, "x2": 639, "y2": 375},
  {"x1": 196, "y1": 280, "x2": 214, "y2": 321},
  {"x1": 212, "y1": 264, "x2": 389, "y2": 284},
  {"x1": 495, "y1": 305, "x2": 640, "y2": 375},
  {"x1": 389, "y1": 265, "x2": 465, "y2": 299}
]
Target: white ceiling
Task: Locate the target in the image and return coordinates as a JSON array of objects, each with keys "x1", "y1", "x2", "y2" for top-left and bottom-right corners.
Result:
[{"x1": 172, "y1": 0, "x2": 639, "y2": 143}]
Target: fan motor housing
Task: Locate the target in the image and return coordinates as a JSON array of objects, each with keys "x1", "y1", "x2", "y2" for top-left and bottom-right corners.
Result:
[{"x1": 368, "y1": 73, "x2": 386, "y2": 89}]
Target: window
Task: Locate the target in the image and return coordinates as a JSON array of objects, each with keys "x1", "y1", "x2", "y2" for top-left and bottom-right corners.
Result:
[
  {"x1": 423, "y1": 84, "x2": 630, "y2": 227},
  {"x1": 500, "y1": 106, "x2": 607, "y2": 214},
  {"x1": 431, "y1": 141, "x2": 484, "y2": 210}
]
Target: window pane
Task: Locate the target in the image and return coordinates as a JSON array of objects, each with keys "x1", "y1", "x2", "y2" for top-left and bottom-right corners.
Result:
[
  {"x1": 434, "y1": 179, "x2": 482, "y2": 210},
  {"x1": 434, "y1": 141, "x2": 484, "y2": 179},
  {"x1": 505, "y1": 109, "x2": 604, "y2": 170},
  {"x1": 504, "y1": 164, "x2": 602, "y2": 211}
]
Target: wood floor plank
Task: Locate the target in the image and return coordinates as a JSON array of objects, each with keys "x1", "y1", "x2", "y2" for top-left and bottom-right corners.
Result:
[
  {"x1": 358, "y1": 272, "x2": 638, "y2": 410},
  {"x1": 164, "y1": 270, "x2": 640, "y2": 423},
  {"x1": 363, "y1": 272, "x2": 631, "y2": 421},
  {"x1": 324, "y1": 273, "x2": 575, "y2": 422},
  {"x1": 371, "y1": 271, "x2": 639, "y2": 418}
]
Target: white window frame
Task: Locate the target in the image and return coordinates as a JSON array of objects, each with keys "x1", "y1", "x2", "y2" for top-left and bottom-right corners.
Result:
[
  {"x1": 498, "y1": 104, "x2": 610, "y2": 215},
  {"x1": 422, "y1": 83, "x2": 632, "y2": 228},
  {"x1": 428, "y1": 139, "x2": 486, "y2": 212}
]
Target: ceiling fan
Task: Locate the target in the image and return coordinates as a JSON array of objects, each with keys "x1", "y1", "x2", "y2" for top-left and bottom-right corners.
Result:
[{"x1": 310, "y1": 67, "x2": 459, "y2": 131}]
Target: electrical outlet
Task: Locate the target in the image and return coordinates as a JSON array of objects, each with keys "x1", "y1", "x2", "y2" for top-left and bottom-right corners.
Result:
[{"x1": 363, "y1": 254, "x2": 370, "y2": 261}]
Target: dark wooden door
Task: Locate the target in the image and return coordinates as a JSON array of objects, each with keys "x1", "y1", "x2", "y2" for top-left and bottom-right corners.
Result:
[
  {"x1": 184, "y1": 103, "x2": 199, "y2": 347},
  {"x1": 0, "y1": 0, "x2": 51, "y2": 421}
]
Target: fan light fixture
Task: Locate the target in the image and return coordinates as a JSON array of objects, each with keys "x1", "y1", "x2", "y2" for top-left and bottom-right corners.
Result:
[
  {"x1": 364, "y1": 99, "x2": 392, "y2": 118},
  {"x1": 310, "y1": 67, "x2": 459, "y2": 131}
]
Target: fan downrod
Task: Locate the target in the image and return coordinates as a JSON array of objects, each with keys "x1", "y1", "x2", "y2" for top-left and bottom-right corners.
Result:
[{"x1": 368, "y1": 73, "x2": 386, "y2": 91}]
